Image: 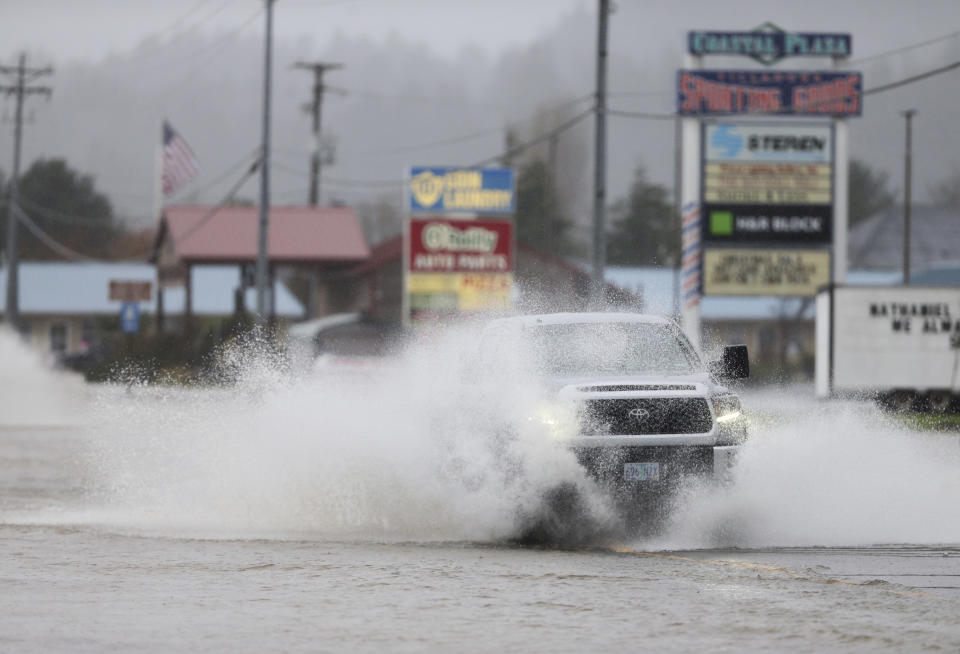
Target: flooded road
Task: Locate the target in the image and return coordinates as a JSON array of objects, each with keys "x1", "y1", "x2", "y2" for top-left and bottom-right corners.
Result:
[{"x1": 1, "y1": 336, "x2": 959, "y2": 651}]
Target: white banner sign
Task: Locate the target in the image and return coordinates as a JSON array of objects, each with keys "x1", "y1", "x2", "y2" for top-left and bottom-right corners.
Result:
[{"x1": 705, "y1": 123, "x2": 833, "y2": 164}]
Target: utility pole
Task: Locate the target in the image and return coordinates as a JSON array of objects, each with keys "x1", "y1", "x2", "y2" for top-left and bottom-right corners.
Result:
[
  {"x1": 591, "y1": 0, "x2": 609, "y2": 305},
  {"x1": 544, "y1": 133, "x2": 558, "y2": 256},
  {"x1": 902, "y1": 109, "x2": 916, "y2": 285},
  {"x1": 294, "y1": 61, "x2": 342, "y2": 207},
  {"x1": 256, "y1": 0, "x2": 274, "y2": 324},
  {"x1": 0, "y1": 54, "x2": 52, "y2": 332}
]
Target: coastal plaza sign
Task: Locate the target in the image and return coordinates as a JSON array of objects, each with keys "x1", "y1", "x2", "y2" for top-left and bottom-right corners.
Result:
[
  {"x1": 688, "y1": 28, "x2": 852, "y2": 65},
  {"x1": 409, "y1": 167, "x2": 515, "y2": 215},
  {"x1": 406, "y1": 217, "x2": 513, "y2": 322}
]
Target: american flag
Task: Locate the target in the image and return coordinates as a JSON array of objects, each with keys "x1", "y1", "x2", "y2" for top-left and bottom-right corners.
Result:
[{"x1": 162, "y1": 120, "x2": 199, "y2": 196}]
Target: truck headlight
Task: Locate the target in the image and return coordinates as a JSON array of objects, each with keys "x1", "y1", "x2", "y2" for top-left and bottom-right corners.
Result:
[
  {"x1": 712, "y1": 394, "x2": 742, "y2": 423},
  {"x1": 526, "y1": 403, "x2": 577, "y2": 439},
  {"x1": 713, "y1": 393, "x2": 746, "y2": 445}
]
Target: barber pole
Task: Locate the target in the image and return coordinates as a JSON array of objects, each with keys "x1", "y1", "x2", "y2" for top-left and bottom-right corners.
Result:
[{"x1": 681, "y1": 203, "x2": 701, "y2": 311}]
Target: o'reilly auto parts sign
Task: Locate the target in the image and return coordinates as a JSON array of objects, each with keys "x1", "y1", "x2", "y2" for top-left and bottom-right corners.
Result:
[
  {"x1": 405, "y1": 217, "x2": 513, "y2": 322},
  {"x1": 702, "y1": 121, "x2": 833, "y2": 244}
]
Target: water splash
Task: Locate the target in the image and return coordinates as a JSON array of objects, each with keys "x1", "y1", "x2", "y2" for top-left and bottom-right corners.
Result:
[
  {"x1": 80, "y1": 326, "x2": 612, "y2": 542},
  {"x1": 19, "y1": 323, "x2": 954, "y2": 549},
  {"x1": 0, "y1": 328, "x2": 87, "y2": 427},
  {"x1": 662, "y1": 388, "x2": 960, "y2": 549}
]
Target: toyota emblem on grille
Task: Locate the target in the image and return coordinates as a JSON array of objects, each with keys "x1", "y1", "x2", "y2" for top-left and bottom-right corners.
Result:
[{"x1": 628, "y1": 407, "x2": 650, "y2": 420}]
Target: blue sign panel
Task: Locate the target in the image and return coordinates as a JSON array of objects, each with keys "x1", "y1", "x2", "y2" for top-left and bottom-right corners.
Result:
[
  {"x1": 409, "y1": 167, "x2": 515, "y2": 214},
  {"x1": 688, "y1": 31, "x2": 852, "y2": 64},
  {"x1": 120, "y1": 302, "x2": 140, "y2": 334},
  {"x1": 677, "y1": 70, "x2": 861, "y2": 117}
]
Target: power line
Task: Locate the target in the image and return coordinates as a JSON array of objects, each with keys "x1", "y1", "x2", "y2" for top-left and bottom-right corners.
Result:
[
  {"x1": 850, "y1": 29, "x2": 960, "y2": 65},
  {"x1": 356, "y1": 93, "x2": 594, "y2": 157},
  {"x1": 271, "y1": 160, "x2": 404, "y2": 187},
  {"x1": 11, "y1": 204, "x2": 98, "y2": 262},
  {"x1": 15, "y1": 196, "x2": 115, "y2": 227},
  {"x1": 160, "y1": 0, "x2": 221, "y2": 35},
  {"x1": 114, "y1": 0, "x2": 244, "y2": 64},
  {"x1": 112, "y1": 153, "x2": 263, "y2": 262},
  {"x1": 864, "y1": 59, "x2": 960, "y2": 96},
  {"x1": 607, "y1": 108, "x2": 675, "y2": 121},
  {"x1": 608, "y1": 89, "x2": 673, "y2": 100},
  {"x1": 179, "y1": 146, "x2": 262, "y2": 197},
  {"x1": 161, "y1": 6, "x2": 264, "y2": 97},
  {"x1": 358, "y1": 123, "x2": 509, "y2": 157},
  {"x1": 331, "y1": 86, "x2": 508, "y2": 110},
  {"x1": 277, "y1": 106, "x2": 593, "y2": 186},
  {"x1": 170, "y1": 155, "x2": 263, "y2": 250},
  {"x1": 470, "y1": 106, "x2": 594, "y2": 167}
]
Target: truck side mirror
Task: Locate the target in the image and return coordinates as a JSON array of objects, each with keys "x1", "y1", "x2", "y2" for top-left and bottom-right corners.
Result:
[{"x1": 711, "y1": 344, "x2": 749, "y2": 380}]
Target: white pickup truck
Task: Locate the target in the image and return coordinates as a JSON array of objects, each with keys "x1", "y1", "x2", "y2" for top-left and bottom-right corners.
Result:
[{"x1": 473, "y1": 312, "x2": 749, "y2": 533}]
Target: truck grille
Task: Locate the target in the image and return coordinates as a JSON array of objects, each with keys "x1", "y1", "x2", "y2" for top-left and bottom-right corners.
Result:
[
  {"x1": 578, "y1": 398, "x2": 712, "y2": 435},
  {"x1": 577, "y1": 384, "x2": 697, "y2": 393}
]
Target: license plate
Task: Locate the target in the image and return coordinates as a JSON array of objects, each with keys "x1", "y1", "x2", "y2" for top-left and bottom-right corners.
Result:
[{"x1": 623, "y1": 462, "x2": 660, "y2": 482}]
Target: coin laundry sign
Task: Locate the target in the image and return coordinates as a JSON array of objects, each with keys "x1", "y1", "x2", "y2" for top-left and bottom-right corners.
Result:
[{"x1": 409, "y1": 167, "x2": 515, "y2": 214}]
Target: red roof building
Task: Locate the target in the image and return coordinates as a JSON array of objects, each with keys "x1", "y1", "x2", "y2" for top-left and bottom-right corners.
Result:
[
  {"x1": 151, "y1": 205, "x2": 371, "y2": 326},
  {"x1": 155, "y1": 205, "x2": 369, "y2": 266}
]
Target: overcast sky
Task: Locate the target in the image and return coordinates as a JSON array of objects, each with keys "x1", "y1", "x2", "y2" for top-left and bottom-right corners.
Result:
[
  {"x1": 2, "y1": 0, "x2": 960, "y2": 237},
  {"x1": 3, "y1": 0, "x2": 585, "y2": 63}
]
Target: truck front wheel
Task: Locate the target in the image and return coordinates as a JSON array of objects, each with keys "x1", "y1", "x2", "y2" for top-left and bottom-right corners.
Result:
[{"x1": 927, "y1": 391, "x2": 956, "y2": 414}]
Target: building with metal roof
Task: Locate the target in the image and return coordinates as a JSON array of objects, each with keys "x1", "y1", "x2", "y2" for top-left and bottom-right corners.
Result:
[
  {"x1": 850, "y1": 204, "x2": 960, "y2": 272},
  {"x1": 151, "y1": 205, "x2": 371, "y2": 325},
  {"x1": 0, "y1": 262, "x2": 303, "y2": 356}
]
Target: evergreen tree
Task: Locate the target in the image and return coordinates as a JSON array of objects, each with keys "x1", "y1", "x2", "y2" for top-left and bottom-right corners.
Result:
[
  {"x1": 929, "y1": 163, "x2": 960, "y2": 209},
  {"x1": 849, "y1": 158, "x2": 896, "y2": 227},
  {"x1": 607, "y1": 167, "x2": 676, "y2": 266},
  {"x1": 514, "y1": 157, "x2": 576, "y2": 257},
  {"x1": 1, "y1": 158, "x2": 119, "y2": 260}
]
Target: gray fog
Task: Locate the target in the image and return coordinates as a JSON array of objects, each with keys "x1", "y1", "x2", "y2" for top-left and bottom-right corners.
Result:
[{"x1": 1, "y1": 0, "x2": 959, "y2": 241}]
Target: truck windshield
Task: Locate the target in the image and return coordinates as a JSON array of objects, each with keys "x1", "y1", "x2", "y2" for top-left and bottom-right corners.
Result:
[{"x1": 525, "y1": 322, "x2": 698, "y2": 377}]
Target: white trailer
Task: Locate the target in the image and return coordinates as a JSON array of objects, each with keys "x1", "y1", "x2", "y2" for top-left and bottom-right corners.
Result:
[{"x1": 815, "y1": 285, "x2": 960, "y2": 411}]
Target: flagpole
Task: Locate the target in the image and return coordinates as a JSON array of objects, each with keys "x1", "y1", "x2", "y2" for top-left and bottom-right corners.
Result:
[{"x1": 153, "y1": 122, "x2": 163, "y2": 225}]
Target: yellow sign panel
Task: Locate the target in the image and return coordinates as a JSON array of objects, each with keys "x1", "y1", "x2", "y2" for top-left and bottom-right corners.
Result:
[
  {"x1": 704, "y1": 162, "x2": 832, "y2": 205},
  {"x1": 703, "y1": 249, "x2": 831, "y2": 296},
  {"x1": 704, "y1": 188, "x2": 831, "y2": 204},
  {"x1": 407, "y1": 273, "x2": 513, "y2": 314},
  {"x1": 704, "y1": 162, "x2": 832, "y2": 177}
]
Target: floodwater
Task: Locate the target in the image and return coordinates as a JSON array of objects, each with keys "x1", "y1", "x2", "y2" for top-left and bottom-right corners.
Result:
[{"x1": 1, "y1": 330, "x2": 960, "y2": 652}]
